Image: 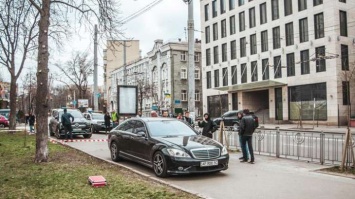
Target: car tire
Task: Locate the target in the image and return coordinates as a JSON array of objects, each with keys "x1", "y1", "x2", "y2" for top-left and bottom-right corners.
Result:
[
  {"x1": 0, "y1": 124, "x2": 4, "y2": 128},
  {"x1": 110, "y1": 141, "x2": 121, "y2": 162},
  {"x1": 153, "y1": 151, "x2": 168, "y2": 178},
  {"x1": 56, "y1": 128, "x2": 64, "y2": 139},
  {"x1": 83, "y1": 134, "x2": 92, "y2": 139}
]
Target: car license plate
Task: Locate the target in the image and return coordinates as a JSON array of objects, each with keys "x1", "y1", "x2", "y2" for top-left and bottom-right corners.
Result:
[{"x1": 200, "y1": 160, "x2": 218, "y2": 167}]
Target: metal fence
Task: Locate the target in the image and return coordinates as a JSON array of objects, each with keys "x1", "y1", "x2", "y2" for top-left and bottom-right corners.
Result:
[{"x1": 208, "y1": 127, "x2": 355, "y2": 166}]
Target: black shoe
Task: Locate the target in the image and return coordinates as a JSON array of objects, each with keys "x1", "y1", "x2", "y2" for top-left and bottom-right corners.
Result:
[
  {"x1": 249, "y1": 160, "x2": 255, "y2": 164},
  {"x1": 64, "y1": 140, "x2": 68, "y2": 142},
  {"x1": 240, "y1": 159, "x2": 248, "y2": 163},
  {"x1": 239, "y1": 157, "x2": 244, "y2": 160}
]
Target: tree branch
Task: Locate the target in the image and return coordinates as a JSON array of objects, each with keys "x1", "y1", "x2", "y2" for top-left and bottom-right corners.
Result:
[{"x1": 27, "y1": 0, "x2": 43, "y2": 15}]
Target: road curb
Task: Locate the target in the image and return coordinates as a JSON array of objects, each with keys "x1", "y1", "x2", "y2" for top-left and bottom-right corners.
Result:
[
  {"x1": 48, "y1": 138, "x2": 213, "y2": 199},
  {"x1": 314, "y1": 170, "x2": 355, "y2": 180}
]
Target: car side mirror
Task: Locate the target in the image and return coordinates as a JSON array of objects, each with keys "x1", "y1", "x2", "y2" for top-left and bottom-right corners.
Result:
[{"x1": 137, "y1": 131, "x2": 146, "y2": 137}]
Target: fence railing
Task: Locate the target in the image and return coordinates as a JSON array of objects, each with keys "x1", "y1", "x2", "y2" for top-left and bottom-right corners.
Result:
[{"x1": 206, "y1": 127, "x2": 355, "y2": 166}]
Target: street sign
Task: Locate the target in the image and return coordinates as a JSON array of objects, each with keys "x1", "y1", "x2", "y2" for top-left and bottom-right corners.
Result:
[
  {"x1": 96, "y1": 93, "x2": 101, "y2": 97},
  {"x1": 73, "y1": 100, "x2": 77, "y2": 105},
  {"x1": 174, "y1": 99, "x2": 181, "y2": 104}
]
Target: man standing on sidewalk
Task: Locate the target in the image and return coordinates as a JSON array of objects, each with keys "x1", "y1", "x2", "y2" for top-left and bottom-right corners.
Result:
[
  {"x1": 239, "y1": 109, "x2": 255, "y2": 163},
  {"x1": 61, "y1": 109, "x2": 74, "y2": 142},
  {"x1": 26, "y1": 112, "x2": 36, "y2": 134},
  {"x1": 111, "y1": 109, "x2": 119, "y2": 128}
]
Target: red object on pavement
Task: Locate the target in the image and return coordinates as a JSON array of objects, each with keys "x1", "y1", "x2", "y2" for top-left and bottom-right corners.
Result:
[{"x1": 88, "y1": 176, "x2": 107, "y2": 187}]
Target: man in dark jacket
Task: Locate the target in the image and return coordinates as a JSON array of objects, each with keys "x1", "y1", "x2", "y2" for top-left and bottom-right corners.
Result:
[
  {"x1": 61, "y1": 109, "x2": 74, "y2": 142},
  {"x1": 197, "y1": 113, "x2": 217, "y2": 138},
  {"x1": 182, "y1": 111, "x2": 194, "y2": 127},
  {"x1": 26, "y1": 112, "x2": 35, "y2": 134},
  {"x1": 239, "y1": 109, "x2": 255, "y2": 163}
]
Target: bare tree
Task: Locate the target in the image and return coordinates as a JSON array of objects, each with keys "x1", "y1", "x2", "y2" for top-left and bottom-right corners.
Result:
[
  {"x1": 0, "y1": 0, "x2": 39, "y2": 130},
  {"x1": 27, "y1": 0, "x2": 123, "y2": 162},
  {"x1": 137, "y1": 78, "x2": 154, "y2": 114},
  {"x1": 54, "y1": 52, "x2": 93, "y2": 99}
]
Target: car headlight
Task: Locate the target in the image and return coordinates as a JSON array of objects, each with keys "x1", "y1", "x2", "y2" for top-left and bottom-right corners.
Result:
[
  {"x1": 221, "y1": 146, "x2": 228, "y2": 155},
  {"x1": 167, "y1": 148, "x2": 191, "y2": 158}
]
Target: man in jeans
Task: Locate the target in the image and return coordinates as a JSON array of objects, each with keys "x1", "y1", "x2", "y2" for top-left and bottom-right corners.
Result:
[
  {"x1": 61, "y1": 109, "x2": 74, "y2": 142},
  {"x1": 239, "y1": 109, "x2": 255, "y2": 164},
  {"x1": 237, "y1": 112, "x2": 249, "y2": 160}
]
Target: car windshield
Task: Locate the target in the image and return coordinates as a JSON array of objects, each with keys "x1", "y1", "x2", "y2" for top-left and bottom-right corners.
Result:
[
  {"x1": 92, "y1": 114, "x2": 104, "y2": 120},
  {"x1": 146, "y1": 120, "x2": 196, "y2": 137},
  {"x1": 59, "y1": 110, "x2": 84, "y2": 118}
]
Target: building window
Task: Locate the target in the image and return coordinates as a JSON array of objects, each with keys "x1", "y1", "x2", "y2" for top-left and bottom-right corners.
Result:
[
  {"x1": 299, "y1": 18, "x2": 309, "y2": 43},
  {"x1": 262, "y1": 58, "x2": 269, "y2": 80},
  {"x1": 181, "y1": 68, "x2": 187, "y2": 79},
  {"x1": 220, "y1": 0, "x2": 226, "y2": 14},
  {"x1": 239, "y1": 11, "x2": 245, "y2": 32},
  {"x1": 221, "y1": 19, "x2": 227, "y2": 38},
  {"x1": 341, "y1": 45, "x2": 349, "y2": 70},
  {"x1": 251, "y1": 61, "x2": 258, "y2": 82},
  {"x1": 298, "y1": 0, "x2": 307, "y2": 11},
  {"x1": 286, "y1": 53, "x2": 295, "y2": 76},
  {"x1": 261, "y1": 30, "x2": 268, "y2": 52},
  {"x1": 205, "y1": 26, "x2": 210, "y2": 43},
  {"x1": 214, "y1": 46, "x2": 219, "y2": 64},
  {"x1": 194, "y1": 53, "x2": 200, "y2": 62},
  {"x1": 285, "y1": 22, "x2": 294, "y2": 46},
  {"x1": 316, "y1": 46, "x2": 326, "y2": 72},
  {"x1": 260, "y1": 3, "x2": 267, "y2": 24},
  {"x1": 241, "y1": 63, "x2": 247, "y2": 83},
  {"x1": 222, "y1": 43, "x2": 227, "y2": 62},
  {"x1": 273, "y1": 26, "x2": 281, "y2": 49},
  {"x1": 300, "y1": 50, "x2": 310, "y2": 74},
  {"x1": 313, "y1": 0, "x2": 323, "y2": 6},
  {"x1": 314, "y1": 13, "x2": 324, "y2": 39},
  {"x1": 181, "y1": 90, "x2": 187, "y2": 101},
  {"x1": 195, "y1": 69, "x2": 200, "y2": 79},
  {"x1": 229, "y1": 0, "x2": 235, "y2": 10},
  {"x1": 205, "y1": 4, "x2": 209, "y2": 21},
  {"x1": 207, "y1": 71, "x2": 211, "y2": 88},
  {"x1": 239, "y1": 0, "x2": 244, "y2": 6},
  {"x1": 181, "y1": 51, "x2": 186, "y2": 61},
  {"x1": 195, "y1": 90, "x2": 200, "y2": 101},
  {"x1": 212, "y1": 0, "x2": 217, "y2": 17},
  {"x1": 206, "y1": 48, "x2": 211, "y2": 66},
  {"x1": 340, "y1": 11, "x2": 348, "y2": 37},
  {"x1": 213, "y1": 23, "x2": 218, "y2": 41},
  {"x1": 343, "y1": 81, "x2": 349, "y2": 105},
  {"x1": 230, "y1": 15, "x2": 236, "y2": 35},
  {"x1": 250, "y1": 34, "x2": 257, "y2": 55},
  {"x1": 231, "y1": 65, "x2": 237, "y2": 84},
  {"x1": 274, "y1": 56, "x2": 282, "y2": 78},
  {"x1": 249, "y1": 7, "x2": 256, "y2": 28},
  {"x1": 231, "y1": 40, "x2": 237, "y2": 60},
  {"x1": 214, "y1": 69, "x2": 220, "y2": 87},
  {"x1": 284, "y1": 0, "x2": 293, "y2": 16},
  {"x1": 271, "y1": 0, "x2": 279, "y2": 20},
  {"x1": 222, "y1": 67, "x2": 228, "y2": 86},
  {"x1": 240, "y1": 37, "x2": 246, "y2": 57}
]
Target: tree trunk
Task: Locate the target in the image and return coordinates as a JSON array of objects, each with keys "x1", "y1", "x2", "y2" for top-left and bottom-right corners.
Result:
[
  {"x1": 35, "y1": 0, "x2": 50, "y2": 163},
  {"x1": 9, "y1": 75, "x2": 17, "y2": 130}
]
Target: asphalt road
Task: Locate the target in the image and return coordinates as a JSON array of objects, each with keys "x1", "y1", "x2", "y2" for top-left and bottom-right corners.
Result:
[{"x1": 50, "y1": 133, "x2": 355, "y2": 199}]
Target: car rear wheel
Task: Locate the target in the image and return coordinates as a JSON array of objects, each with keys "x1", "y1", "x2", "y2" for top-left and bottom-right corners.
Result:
[
  {"x1": 153, "y1": 151, "x2": 168, "y2": 178},
  {"x1": 0, "y1": 124, "x2": 4, "y2": 128},
  {"x1": 83, "y1": 134, "x2": 92, "y2": 139},
  {"x1": 110, "y1": 141, "x2": 121, "y2": 162}
]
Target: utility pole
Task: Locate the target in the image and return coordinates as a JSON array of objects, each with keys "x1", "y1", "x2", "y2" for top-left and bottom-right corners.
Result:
[
  {"x1": 94, "y1": 24, "x2": 99, "y2": 112},
  {"x1": 123, "y1": 40, "x2": 127, "y2": 85},
  {"x1": 186, "y1": 0, "x2": 195, "y2": 119}
]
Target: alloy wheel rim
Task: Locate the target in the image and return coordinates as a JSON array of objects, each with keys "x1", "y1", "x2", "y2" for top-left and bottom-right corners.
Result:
[
  {"x1": 153, "y1": 154, "x2": 164, "y2": 175},
  {"x1": 0, "y1": 124, "x2": 4, "y2": 128},
  {"x1": 111, "y1": 144, "x2": 117, "y2": 159}
]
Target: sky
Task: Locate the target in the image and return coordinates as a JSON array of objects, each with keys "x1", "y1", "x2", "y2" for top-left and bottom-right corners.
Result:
[{"x1": 52, "y1": 0, "x2": 202, "y2": 86}]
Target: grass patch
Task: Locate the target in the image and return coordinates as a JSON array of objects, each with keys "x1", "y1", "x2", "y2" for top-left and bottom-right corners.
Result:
[
  {"x1": 319, "y1": 166, "x2": 355, "y2": 177},
  {"x1": 0, "y1": 132, "x2": 199, "y2": 199}
]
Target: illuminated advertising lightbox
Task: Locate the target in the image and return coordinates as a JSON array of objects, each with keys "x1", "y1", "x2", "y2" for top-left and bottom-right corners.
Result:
[{"x1": 117, "y1": 85, "x2": 138, "y2": 116}]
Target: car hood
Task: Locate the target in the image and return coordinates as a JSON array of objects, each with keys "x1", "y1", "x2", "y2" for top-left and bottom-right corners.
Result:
[
  {"x1": 73, "y1": 118, "x2": 89, "y2": 123},
  {"x1": 153, "y1": 135, "x2": 223, "y2": 150},
  {"x1": 92, "y1": 119, "x2": 105, "y2": 123}
]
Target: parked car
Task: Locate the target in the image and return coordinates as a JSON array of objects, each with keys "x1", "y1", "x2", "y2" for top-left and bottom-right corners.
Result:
[
  {"x1": 49, "y1": 108, "x2": 91, "y2": 139},
  {"x1": 0, "y1": 115, "x2": 9, "y2": 128},
  {"x1": 83, "y1": 112, "x2": 113, "y2": 133},
  {"x1": 213, "y1": 110, "x2": 243, "y2": 130},
  {"x1": 108, "y1": 118, "x2": 229, "y2": 178}
]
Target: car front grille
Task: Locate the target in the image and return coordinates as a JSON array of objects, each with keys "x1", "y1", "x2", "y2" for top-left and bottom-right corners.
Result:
[{"x1": 190, "y1": 148, "x2": 220, "y2": 159}]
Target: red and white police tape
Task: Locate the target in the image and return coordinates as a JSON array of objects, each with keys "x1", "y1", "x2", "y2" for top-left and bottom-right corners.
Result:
[{"x1": 49, "y1": 138, "x2": 108, "y2": 144}]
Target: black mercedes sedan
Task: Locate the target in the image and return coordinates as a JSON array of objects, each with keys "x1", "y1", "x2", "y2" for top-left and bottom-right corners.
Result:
[{"x1": 108, "y1": 117, "x2": 229, "y2": 178}]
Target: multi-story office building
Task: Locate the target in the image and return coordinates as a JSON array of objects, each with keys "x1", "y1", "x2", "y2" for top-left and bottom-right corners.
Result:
[
  {"x1": 110, "y1": 39, "x2": 203, "y2": 117},
  {"x1": 103, "y1": 40, "x2": 140, "y2": 111},
  {"x1": 200, "y1": 0, "x2": 355, "y2": 125}
]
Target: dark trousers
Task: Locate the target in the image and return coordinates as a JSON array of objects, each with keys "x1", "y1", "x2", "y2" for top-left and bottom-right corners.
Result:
[
  {"x1": 241, "y1": 135, "x2": 254, "y2": 161},
  {"x1": 239, "y1": 135, "x2": 249, "y2": 159},
  {"x1": 64, "y1": 125, "x2": 73, "y2": 140}
]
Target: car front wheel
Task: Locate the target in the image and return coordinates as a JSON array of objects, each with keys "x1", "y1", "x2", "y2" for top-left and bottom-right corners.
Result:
[
  {"x1": 153, "y1": 151, "x2": 168, "y2": 178},
  {"x1": 110, "y1": 141, "x2": 121, "y2": 162}
]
